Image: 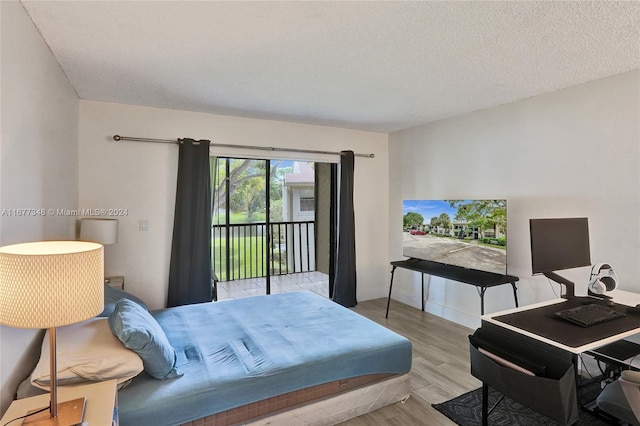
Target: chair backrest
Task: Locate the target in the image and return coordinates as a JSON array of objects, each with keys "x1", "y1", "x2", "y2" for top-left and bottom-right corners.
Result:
[{"x1": 619, "y1": 370, "x2": 640, "y2": 424}]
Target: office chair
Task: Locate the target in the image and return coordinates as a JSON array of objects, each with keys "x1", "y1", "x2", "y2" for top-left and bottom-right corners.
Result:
[{"x1": 597, "y1": 370, "x2": 640, "y2": 426}]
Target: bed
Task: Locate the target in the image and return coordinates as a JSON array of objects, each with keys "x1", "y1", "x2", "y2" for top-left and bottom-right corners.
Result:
[{"x1": 19, "y1": 289, "x2": 412, "y2": 425}]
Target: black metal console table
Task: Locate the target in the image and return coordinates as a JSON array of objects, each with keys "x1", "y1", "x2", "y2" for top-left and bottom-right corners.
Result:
[{"x1": 385, "y1": 258, "x2": 519, "y2": 318}]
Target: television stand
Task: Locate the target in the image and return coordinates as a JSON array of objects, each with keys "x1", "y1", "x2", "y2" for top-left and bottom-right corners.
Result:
[{"x1": 385, "y1": 258, "x2": 519, "y2": 318}]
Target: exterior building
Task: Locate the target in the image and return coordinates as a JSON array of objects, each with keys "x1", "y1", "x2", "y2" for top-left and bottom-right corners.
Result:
[
  {"x1": 282, "y1": 162, "x2": 316, "y2": 272},
  {"x1": 283, "y1": 162, "x2": 315, "y2": 222}
]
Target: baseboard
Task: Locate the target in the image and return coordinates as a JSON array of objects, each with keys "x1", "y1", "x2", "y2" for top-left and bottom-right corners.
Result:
[{"x1": 392, "y1": 291, "x2": 481, "y2": 329}]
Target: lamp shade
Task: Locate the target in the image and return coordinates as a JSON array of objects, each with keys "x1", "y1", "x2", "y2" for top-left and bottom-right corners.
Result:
[
  {"x1": 0, "y1": 241, "x2": 104, "y2": 329},
  {"x1": 80, "y1": 218, "x2": 119, "y2": 245}
]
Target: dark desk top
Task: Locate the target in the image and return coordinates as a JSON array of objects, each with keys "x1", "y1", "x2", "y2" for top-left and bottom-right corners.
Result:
[
  {"x1": 493, "y1": 297, "x2": 640, "y2": 348},
  {"x1": 391, "y1": 258, "x2": 519, "y2": 287}
]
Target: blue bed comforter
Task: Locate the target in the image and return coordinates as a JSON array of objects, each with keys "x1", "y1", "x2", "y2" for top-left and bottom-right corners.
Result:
[{"x1": 117, "y1": 291, "x2": 412, "y2": 425}]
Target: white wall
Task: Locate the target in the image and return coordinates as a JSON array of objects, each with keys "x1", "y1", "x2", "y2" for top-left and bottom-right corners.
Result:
[
  {"x1": 0, "y1": 0, "x2": 79, "y2": 415},
  {"x1": 1, "y1": 2, "x2": 79, "y2": 243},
  {"x1": 389, "y1": 70, "x2": 640, "y2": 329},
  {"x1": 78, "y1": 101, "x2": 389, "y2": 309}
]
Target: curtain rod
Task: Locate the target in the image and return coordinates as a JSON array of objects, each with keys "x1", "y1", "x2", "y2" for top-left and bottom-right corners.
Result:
[{"x1": 112, "y1": 135, "x2": 375, "y2": 158}]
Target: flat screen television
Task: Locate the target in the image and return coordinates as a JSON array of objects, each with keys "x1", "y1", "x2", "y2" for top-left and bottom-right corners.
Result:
[
  {"x1": 529, "y1": 217, "x2": 591, "y2": 298},
  {"x1": 402, "y1": 199, "x2": 507, "y2": 275}
]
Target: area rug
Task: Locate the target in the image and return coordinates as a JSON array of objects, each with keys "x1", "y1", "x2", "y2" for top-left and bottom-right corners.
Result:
[{"x1": 432, "y1": 387, "x2": 611, "y2": 426}]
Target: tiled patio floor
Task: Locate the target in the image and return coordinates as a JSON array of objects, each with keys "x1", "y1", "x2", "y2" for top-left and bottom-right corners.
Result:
[{"x1": 216, "y1": 271, "x2": 329, "y2": 300}]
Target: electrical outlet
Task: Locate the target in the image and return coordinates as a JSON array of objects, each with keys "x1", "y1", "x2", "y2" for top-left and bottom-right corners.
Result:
[{"x1": 139, "y1": 219, "x2": 149, "y2": 231}]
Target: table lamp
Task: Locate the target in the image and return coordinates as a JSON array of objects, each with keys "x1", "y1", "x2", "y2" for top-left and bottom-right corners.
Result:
[
  {"x1": 79, "y1": 218, "x2": 118, "y2": 245},
  {"x1": 79, "y1": 218, "x2": 118, "y2": 284},
  {"x1": 0, "y1": 241, "x2": 104, "y2": 425}
]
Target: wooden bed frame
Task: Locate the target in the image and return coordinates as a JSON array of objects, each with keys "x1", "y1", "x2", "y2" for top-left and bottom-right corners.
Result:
[{"x1": 180, "y1": 373, "x2": 411, "y2": 426}]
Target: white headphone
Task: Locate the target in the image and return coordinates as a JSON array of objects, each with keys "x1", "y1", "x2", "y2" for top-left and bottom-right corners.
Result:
[{"x1": 588, "y1": 262, "x2": 619, "y2": 294}]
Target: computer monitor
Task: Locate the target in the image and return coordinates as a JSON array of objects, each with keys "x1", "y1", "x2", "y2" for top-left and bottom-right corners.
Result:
[{"x1": 530, "y1": 217, "x2": 591, "y2": 297}]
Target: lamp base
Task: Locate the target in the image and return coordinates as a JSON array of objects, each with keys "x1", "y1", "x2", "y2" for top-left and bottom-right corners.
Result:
[{"x1": 24, "y1": 398, "x2": 86, "y2": 426}]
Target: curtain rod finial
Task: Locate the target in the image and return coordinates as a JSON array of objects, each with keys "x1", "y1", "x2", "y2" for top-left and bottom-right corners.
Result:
[{"x1": 113, "y1": 135, "x2": 121, "y2": 141}]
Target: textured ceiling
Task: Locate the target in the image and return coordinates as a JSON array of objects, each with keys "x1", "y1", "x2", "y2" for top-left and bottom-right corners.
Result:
[{"x1": 21, "y1": 1, "x2": 640, "y2": 133}]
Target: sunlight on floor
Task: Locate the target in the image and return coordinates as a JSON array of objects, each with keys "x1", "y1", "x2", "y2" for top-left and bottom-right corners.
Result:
[{"x1": 216, "y1": 271, "x2": 329, "y2": 300}]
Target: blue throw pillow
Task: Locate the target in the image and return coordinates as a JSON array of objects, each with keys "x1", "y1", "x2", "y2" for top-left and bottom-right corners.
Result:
[
  {"x1": 108, "y1": 299, "x2": 183, "y2": 380},
  {"x1": 99, "y1": 284, "x2": 149, "y2": 317}
]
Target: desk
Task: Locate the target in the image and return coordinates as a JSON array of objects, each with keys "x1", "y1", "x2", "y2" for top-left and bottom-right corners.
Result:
[
  {"x1": 386, "y1": 258, "x2": 519, "y2": 318},
  {"x1": 482, "y1": 291, "x2": 640, "y2": 354},
  {"x1": 587, "y1": 339, "x2": 640, "y2": 373},
  {"x1": 478, "y1": 291, "x2": 640, "y2": 424}
]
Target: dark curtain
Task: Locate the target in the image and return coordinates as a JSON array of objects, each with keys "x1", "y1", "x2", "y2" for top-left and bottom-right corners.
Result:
[
  {"x1": 210, "y1": 156, "x2": 218, "y2": 301},
  {"x1": 167, "y1": 139, "x2": 212, "y2": 307},
  {"x1": 328, "y1": 163, "x2": 338, "y2": 299},
  {"x1": 332, "y1": 150, "x2": 357, "y2": 307}
]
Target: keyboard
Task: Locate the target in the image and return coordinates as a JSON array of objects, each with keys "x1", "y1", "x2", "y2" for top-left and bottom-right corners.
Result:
[{"x1": 555, "y1": 303, "x2": 626, "y2": 327}]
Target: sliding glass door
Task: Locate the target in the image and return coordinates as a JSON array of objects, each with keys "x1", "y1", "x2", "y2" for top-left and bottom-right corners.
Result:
[
  {"x1": 211, "y1": 158, "x2": 268, "y2": 283},
  {"x1": 211, "y1": 157, "x2": 331, "y2": 299}
]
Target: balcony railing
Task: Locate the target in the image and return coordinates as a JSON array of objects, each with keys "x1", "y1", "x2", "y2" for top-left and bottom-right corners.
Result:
[{"x1": 212, "y1": 221, "x2": 315, "y2": 282}]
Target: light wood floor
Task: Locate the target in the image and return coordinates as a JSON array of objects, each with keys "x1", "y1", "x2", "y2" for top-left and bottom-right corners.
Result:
[{"x1": 341, "y1": 298, "x2": 481, "y2": 425}]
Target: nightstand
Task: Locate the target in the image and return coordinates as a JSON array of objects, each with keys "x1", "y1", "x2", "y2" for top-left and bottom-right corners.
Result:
[
  {"x1": 106, "y1": 275, "x2": 125, "y2": 290},
  {"x1": 0, "y1": 379, "x2": 118, "y2": 425}
]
